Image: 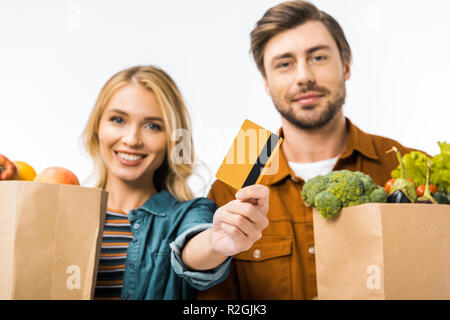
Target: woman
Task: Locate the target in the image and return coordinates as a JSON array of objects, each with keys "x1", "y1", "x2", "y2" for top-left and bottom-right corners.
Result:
[{"x1": 82, "y1": 65, "x2": 269, "y2": 300}]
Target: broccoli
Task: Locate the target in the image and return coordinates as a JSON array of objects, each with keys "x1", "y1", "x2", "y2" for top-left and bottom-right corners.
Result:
[
  {"x1": 327, "y1": 172, "x2": 364, "y2": 207},
  {"x1": 314, "y1": 191, "x2": 341, "y2": 218},
  {"x1": 302, "y1": 174, "x2": 329, "y2": 207},
  {"x1": 348, "y1": 195, "x2": 370, "y2": 207},
  {"x1": 369, "y1": 186, "x2": 388, "y2": 203},
  {"x1": 354, "y1": 171, "x2": 378, "y2": 194},
  {"x1": 302, "y1": 170, "x2": 387, "y2": 219}
]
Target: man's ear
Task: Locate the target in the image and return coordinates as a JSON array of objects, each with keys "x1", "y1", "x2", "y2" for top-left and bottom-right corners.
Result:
[
  {"x1": 343, "y1": 59, "x2": 351, "y2": 80},
  {"x1": 263, "y1": 76, "x2": 271, "y2": 96}
]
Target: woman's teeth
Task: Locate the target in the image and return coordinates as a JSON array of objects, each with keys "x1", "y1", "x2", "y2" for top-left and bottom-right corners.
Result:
[{"x1": 117, "y1": 152, "x2": 145, "y2": 161}]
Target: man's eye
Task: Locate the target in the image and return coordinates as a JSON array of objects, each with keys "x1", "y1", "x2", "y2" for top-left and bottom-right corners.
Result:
[
  {"x1": 312, "y1": 55, "x2": 327, "y2": 62},
  {"x1": 277, "y1": 62, "x2": 291, "y2": 69}
]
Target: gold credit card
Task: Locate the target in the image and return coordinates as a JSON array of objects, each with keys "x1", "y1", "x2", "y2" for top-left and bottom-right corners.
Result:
[{"x1": 215, "y1": 119, "x2": 283, "y2": 191}]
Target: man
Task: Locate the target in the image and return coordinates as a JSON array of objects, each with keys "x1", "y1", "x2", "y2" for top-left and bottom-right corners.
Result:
[{"x1": 197, "y1": 0, "x2": 415, "y2": 299}]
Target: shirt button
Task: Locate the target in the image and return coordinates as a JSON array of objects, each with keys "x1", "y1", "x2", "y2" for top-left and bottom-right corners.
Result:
[
  {"x1": 129, "y1": 262, "x2": 135, "y2": 268},
  {"x1": 133, "y1": 223, "x2": 140, "y2": 230},
  {"x1": 308, "y1": 246, "x2": 315, "y2": 255},
  {"x1": 132, "y1": 237, "x2": 138, "y2": 243},
  {"x1": 253, "y1": 249, "x2": 261, "y2": 259}
]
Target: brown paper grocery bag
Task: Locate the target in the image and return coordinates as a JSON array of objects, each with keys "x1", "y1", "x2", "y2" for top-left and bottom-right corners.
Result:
[
  {"x1": 0, "y1": 181, "x2": 107, "y2": 300},
  {"x1": 313, "y1": 203, "x2": 450, "y2": 300}
]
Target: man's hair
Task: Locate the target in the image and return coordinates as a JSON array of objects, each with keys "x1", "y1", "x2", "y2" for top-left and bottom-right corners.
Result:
[{"x1": 250, "y1": 0, "x2": 352, "y2": 77}]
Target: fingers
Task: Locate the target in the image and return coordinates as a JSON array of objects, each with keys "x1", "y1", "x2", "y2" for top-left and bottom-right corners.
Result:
[
  {"x1": 224, "y1": 200, "x2": 268, "y2": 229},
  {"x1": 218, "y1": 212, "x2": 262, "y2": 241},
  {"x1": 219, "y1": 222, "x2": 251, "y2": 247},
  {"x1": 235, "y1": 184, "x2": 269, "y2": 202},
  {"x1": 235, "y1": 184, "x2": 269, "y2": 213},
  {"x1": 213, "y1": 200, "x2": 269, "y2": 244},
  {"x1": 211, "y1": 186, "x2": 270, "y2": 256}
]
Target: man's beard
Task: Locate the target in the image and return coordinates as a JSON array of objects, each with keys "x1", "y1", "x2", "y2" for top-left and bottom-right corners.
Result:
[{"x1": 272, "y1": 82, "x2": 346, "y2": 130}]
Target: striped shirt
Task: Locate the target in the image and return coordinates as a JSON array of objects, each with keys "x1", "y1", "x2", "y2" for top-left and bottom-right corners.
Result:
[{"x1": 94, "y1": 208, "x2": 132, "y2": 300}]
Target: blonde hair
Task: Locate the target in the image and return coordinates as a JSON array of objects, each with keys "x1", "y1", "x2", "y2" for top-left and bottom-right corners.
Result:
[{"x1": 82, "y1": 65, "x2": 195, "y2": 202}]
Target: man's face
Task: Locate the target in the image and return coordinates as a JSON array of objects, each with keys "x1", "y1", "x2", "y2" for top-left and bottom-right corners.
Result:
[{"x1": 263, "y1": 20, "x2": 350, "y2": 130}]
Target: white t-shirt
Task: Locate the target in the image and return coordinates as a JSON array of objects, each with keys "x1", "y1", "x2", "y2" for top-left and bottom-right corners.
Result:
[{"x1": 288, "y1": 156, "x2": 339, "y2": 182}]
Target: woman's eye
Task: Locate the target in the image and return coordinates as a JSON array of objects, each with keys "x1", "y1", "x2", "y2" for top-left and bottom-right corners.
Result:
[
  {"x1": 110, "y1": 116, "x2": 124, "y2": 124},
  {"x1": 145, "y1": 123, "x2": 162, "y2": 131}
]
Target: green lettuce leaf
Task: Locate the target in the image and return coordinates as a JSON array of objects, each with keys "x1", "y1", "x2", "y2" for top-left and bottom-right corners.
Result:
[
  {"x1": 391, "y1": 151, "x2": 430, "y2": 186},
  {"x1": 431, "y1": 141, "x2": 450, "y2": 193}
]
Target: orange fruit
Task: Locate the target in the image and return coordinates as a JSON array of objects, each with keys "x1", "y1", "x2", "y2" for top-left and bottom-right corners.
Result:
[{"x1": 13, "y1": 161, "x2": 37, "y2": 181}]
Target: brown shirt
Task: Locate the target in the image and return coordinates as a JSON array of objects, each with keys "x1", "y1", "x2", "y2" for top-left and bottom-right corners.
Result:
[{"x1": 197, "y1": 118, "x2": 416, "y2": 300}]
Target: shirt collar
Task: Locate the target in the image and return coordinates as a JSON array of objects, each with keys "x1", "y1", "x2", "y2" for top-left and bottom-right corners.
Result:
[
  {"x1": 260, "y1": 117, "x2": 378, "y2": 186},
  {"x1": 341, "y1": 118, "x2": 378, "y2": 161},
  {"x1": 139, "y1": 189, "x2": 177, "y2": 217}
]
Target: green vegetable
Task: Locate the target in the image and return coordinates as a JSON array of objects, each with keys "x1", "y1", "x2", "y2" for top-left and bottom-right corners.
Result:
[
  {"x1": 302, "y1": 174, "x2": 329, "y2": 207},
  {"x1": 369, "y1": 186, "x2": 388, "y2": 203},
  {"x1": 348, "y1": 195, "x2": 370, "y2": 207},
  {"x1": 302, "y1": 170, "x2": 387, "y2": 219},
  {"x1": 391, "y1": 151, "x2": 429, "y2": 186},
  {"x1": 354, "y1": 171, "x2": 377, "y2": 194},
  {"x1": 430, "y1": 141, "x2": 450, "y2": 194},
  {"x1": 314, "y1": 191, "x2": 341, "y2": 218},
  {"x1": 417, "y1": 160, "x2": 438, "y2": 204},
  {"x1": 391, "y1": 141, "x2": 450, "y2": 194},
  {"x1": 387, "y1": 147, "x2": 417, "y2": 203},
  {"x1": 327, "y1": 170, "x2": 364, "y2": 207}
]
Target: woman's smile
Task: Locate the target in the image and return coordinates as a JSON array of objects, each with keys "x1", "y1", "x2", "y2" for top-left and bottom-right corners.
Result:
[{"x1": 115, "y1": 151, "x2": 148, "y2": 166}]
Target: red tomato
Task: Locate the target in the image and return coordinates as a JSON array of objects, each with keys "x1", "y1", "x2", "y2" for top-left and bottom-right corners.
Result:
[
  {"x1": 416, "y1": 185, "x2": 425, "y2": 197},
  {"x1": 430, "y1": 184, "x2": 438, "y2": 194},
  {"x1": 385, "y1": 179, "x2": 396, "y2": 193},
  {"x1": 416, "y1": 184, "x2": 438, "y2": 197},
  {"x1": 0, "y1": 154, "x2": 17, "y2": 180}
]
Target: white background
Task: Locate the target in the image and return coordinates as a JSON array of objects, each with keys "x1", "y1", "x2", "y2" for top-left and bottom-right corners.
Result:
[{"x1": 1, "y1": 0, "x2": 449, "y2": 196}]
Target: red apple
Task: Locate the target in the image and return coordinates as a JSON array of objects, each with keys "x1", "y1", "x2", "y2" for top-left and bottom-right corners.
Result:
[
  {"x1": 0, "y1": 154, "x2": 17, "y2": 180},
  {"x1": 34, "y1": 167, "x2": 80, "y2": 185}
]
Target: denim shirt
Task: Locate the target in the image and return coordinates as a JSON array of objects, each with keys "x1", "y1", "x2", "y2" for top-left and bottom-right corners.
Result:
[{"x1": 120, "y1": 189, "x2": 231, "y2": 300}]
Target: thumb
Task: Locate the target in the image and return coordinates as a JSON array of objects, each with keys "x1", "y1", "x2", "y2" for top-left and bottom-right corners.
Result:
[{"x1": 235, "y1": 184, "x2": 269, "y2": 212}]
